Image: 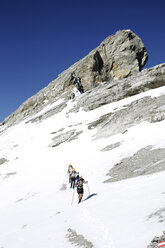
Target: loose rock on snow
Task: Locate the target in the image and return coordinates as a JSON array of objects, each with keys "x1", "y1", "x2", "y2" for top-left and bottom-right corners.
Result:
[
  {"x1": 88, "y1": 93, "x2": 165, "y2": 139},
  {"x1": 60, "y1": 184, "x2": 67, "y2": 191},
  {"x1": 49, "y1": 130, "x2": 83, "y2": 147},
  {"x1": 148, "y1": 231, "x2": 165, "y2": 248},
  {"x1": 0, "y1": 158, "x2": 8, "y2": 165},
  {"x1": 104, "y1": 146, "x2": 165, "y2": 183},
  {"x1": 148, "y1": 208, "x2": 165, "y2": 223},
  {"x1": 66, "y1": 228, "x2": 94, "y2": 248}
]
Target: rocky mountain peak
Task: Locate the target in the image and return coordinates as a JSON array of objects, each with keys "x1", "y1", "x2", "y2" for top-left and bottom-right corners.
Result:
[
  {"x1": 63, "y1": 29, "x2": 148, "y2": 92},
  {"x1": 1, "y1": 29, "x2": 162, "y2": 131}
]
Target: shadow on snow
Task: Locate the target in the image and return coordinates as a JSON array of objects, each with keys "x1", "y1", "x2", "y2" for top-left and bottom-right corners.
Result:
[{"x1": 82, "y1": 193, "x2": 97, "y2": 202}]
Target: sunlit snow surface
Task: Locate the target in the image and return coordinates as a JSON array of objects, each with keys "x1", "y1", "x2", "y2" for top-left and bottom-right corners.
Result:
[{"x1": 0, "y1": 86, "x2": 165, "y2": 248}]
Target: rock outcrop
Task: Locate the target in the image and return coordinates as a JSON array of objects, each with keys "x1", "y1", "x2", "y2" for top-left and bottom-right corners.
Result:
[
  {"x1": 148, "y1": 231, "x2": 165, "y2": 247},
  {"x1": 69, "y1": 29, "x2": 148, "y2": 88},
  {"x1": 0, "y1": 29, "x2": 153, "y2": 130},
  {"x1": 22, "y1": 63, "x2": 165, "y2": 127},
  {"x1": 105, "y1": 146, "x2": 165, "y2": 183}
]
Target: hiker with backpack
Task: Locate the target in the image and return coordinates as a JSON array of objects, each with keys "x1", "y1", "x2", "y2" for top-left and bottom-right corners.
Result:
[
  {"x1": 75, "y1": 175, "x2": 88, "y2": 203},
  {"x1": 75, "y1": 172, "x2": 79, "y2": 184},
  {"x1": 71, "y1": 72, "x2": 84, "y2": 94},
  {"x1": 70, "y1": 168, "x2": 76, "y2": 189}
]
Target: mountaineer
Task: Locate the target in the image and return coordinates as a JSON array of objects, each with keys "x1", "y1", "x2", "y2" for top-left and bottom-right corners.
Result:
[
  {"x1": 70, "y1": 168, "x2": 76, "y2": 189},
  {"x1": 71, "y1": 72, "x2": 84, "y2": 94},
  {"x1": 67, "y1": 164, "x2": 73, "y2": 184},
  {"x1": 76, "y1": 175, "x2": 88, "y2": 203}
]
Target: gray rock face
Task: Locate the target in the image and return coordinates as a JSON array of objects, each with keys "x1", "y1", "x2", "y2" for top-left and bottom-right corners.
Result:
[
  {"x1": 68, "y1": 29, "x2": 148, "y2": 89},
  {"x1": 49, "y1": 130, "x2": 83, "y2": 147},
  {"x1": 87, "y1": 93, "x2": 165, "y2": 139},
  {"x1": 69, "y1": 63, "x2": 165, "y2": 114},
  {"x1": 104, "y1": 146, "x2": 165, "y2": 183},
  {"x1": 25, "y1": 102, "x2": 67, "y2": 124},
  {"x1": 1, "y1": 29, "x2": 148, "y2": 129},
  {"x1": 2, "y1": 61, "x2": 165, "y2": 132},
  {"x1": 101, "y1": 142, "x2": 122, "y2": 152}
]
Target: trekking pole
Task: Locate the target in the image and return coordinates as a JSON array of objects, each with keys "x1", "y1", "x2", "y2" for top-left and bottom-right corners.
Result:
[
  {"x1": 66, "y1": 173, "x2": 69, "y2": 190},
  {"x1": 87, "y1": 183, "x2": 90, "y2": 196},
  {"x1": 71, "y1": 187, "x2": 75, "y2": 205},
  {"x1": 66, "y1": 173, "x2": 68, "y2": 186}
]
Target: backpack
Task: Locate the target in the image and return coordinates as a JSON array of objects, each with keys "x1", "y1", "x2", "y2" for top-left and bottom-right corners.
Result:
[
  {"x1": 77, "y1": 179, "x2": 84, "y2": 189},
  {"x1": 71, "y1": 171, "x2": 76, "y2": 180}
]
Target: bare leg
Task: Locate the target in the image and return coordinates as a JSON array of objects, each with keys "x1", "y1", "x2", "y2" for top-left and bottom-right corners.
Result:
[{"x1": 78, "y1": 194, "x2": 83, "y2": 203}]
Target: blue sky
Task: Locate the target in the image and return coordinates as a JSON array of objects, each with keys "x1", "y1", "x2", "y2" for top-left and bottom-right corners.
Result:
[{"x1": 0, "y1": 0, "x2": 165, "y2": 122}]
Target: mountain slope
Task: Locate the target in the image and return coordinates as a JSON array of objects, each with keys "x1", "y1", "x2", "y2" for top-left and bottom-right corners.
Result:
[{"x1": 0, "y1": 83, "x2": 165, "y2": 248}]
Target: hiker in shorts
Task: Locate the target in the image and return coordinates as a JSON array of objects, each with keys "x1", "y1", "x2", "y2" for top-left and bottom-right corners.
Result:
[{"x1": 76, "y1": 176, "x2": 88, "y2": 203}]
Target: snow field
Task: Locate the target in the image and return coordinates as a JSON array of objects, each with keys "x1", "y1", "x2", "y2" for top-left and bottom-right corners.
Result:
[{"x1": 0, "y1": 86, "x2": 165, "y2": 247}]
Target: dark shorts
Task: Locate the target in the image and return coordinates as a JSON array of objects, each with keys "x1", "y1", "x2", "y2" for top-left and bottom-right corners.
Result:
[{"x1": 77, "y1": 187, "x2": 83, "y2": 194}]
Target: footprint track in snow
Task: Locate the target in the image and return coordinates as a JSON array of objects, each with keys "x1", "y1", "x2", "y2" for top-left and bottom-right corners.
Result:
[{"x1": 81, "y1": 205, "x2": 115, "y2": 248}]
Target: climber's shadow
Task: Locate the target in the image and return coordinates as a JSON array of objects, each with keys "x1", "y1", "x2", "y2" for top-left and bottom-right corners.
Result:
[{"x1": 82, "y1": 193, "x2": 97, "y2": 202}]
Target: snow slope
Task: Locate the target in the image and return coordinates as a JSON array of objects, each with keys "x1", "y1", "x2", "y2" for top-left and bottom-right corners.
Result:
[{"x1": 0, "y1": 86, "x2": 165, "y2": 248}]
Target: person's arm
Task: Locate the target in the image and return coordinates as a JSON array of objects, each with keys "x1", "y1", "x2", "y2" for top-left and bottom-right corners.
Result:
[
  {"x1": 75, "y1": 180, "x2": 78, "y2": 187},
  {"x1": 83, "y1": 179, "x2": 88, "y2": 184}
]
